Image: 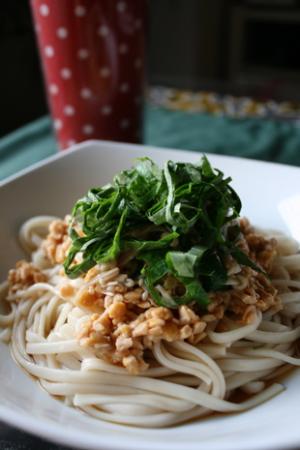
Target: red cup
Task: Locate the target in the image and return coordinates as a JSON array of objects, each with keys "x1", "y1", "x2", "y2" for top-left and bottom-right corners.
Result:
[{"x1": 31, "y1": 0, "x2": 146, "y2": 149}]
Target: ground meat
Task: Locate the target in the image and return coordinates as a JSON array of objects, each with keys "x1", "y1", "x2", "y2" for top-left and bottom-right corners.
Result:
[
  {"x1": 75, "y1": 218, "x2": 282, "y2": 373},
  {"x1": 77, "y1": 267, "x2": 207, "y2": 374},
  {"x1": 8, "y1": 260, "x2": 47, "y2": 294},
  {"x1": 240, "y1": 218, "x2": 277, "y2": 271},
  {"x1": 209, "y1": 268, "x2": 281, "y2": 328},
  {"x1": 42, "y1": 218, "x2": 71, "y2": 264},
  {"x1": 14, "y1": 216, "x2": 280, "y2": 374}
]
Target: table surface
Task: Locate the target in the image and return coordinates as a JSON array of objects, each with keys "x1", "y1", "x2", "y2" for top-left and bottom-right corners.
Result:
[
  {"x1": 1, "y1": 106, "x2": 300, "y2": 449},
  {"x1": 0, "y1": 422, "x2": 70, "y2": 450},
  {"x1": 1, "y1": 105, "x2": 300, "y2": 182}
]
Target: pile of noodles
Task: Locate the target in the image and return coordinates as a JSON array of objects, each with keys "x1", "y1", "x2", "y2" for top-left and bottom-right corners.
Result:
[{"x1": 1, "y1": 216, "x2": 300, "y2": 428}]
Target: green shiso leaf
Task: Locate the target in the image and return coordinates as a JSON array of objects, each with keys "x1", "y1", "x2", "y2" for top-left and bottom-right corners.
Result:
[
  {"x1": 63, "y1": 155, "x2": 258, "y2": 308},
  {"x1": 165, "y1": 246, "x2": 206, "y2": 278}
]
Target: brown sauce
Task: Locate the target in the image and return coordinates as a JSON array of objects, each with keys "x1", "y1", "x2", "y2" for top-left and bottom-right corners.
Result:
[{"x1": 198, "y1": 363, "x2": 298, "y2": 426}]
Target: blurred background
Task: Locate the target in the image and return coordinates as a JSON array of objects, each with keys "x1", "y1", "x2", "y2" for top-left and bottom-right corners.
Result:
[
  {"x1": 2, "y1": 0, "x2": 300, "y2": 133},
  {"x1": 1, "y1": 0, "x2": 300, "y2": 173},
  {"x1": 150, "y1": 0, "x2": 300, "y2": 101},
  {"x1": 1, "y1": 1, "x2": 300, "y2": 448}
]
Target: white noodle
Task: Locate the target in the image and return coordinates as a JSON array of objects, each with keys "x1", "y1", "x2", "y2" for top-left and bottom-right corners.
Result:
[{"x1": 0, "y1": 216, "x2": 299, "y2": 428}]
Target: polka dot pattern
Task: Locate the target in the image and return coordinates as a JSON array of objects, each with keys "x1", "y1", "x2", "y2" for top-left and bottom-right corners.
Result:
[
  {"x1": 44, "y1": 45, "x2": 54, "y2": 57},
  {"x1": 67, "y1": 139, "x2": 77, "y2": 147},
  {"x1": 77, "y1": 48, "x2": 89, "y2": 60},
  {"x1": 64, "y1": 105, "x2": 75, "y2": 116},
  {"x1": 80, "y1": 88, "x2": 92, "y2": 99},
  {"x1": 99, "y1": 67, "x2": 111, "y2": 78},
  {"x1": 74, "y1": 5, "x2": 86, "y2": 17},
  {"x1": 49, "y1": 84, "x2": 59, "y2": 95},
  {"x1": 120, "y1": 83, "x2": 129, "y2": 93},
  {"x1": 60, "y1": 68, "x2": 72, "y2": 79},
  {"x1": 98, "y1": 25, "x2": 109, "y2": 37},
  {"x1": 39, "y1": 4, "x2": 49, "y2": 16},
  {"x1": 82, "y1": 124, "x2": 94, "y2": 135},
  {"x1": 31, "y1": 0, "x2": 146, "y2": 149},
  {"x1": 57, "y1": 27, "x2": 68, "y2": 39},
  {"x1": 117, "y1": 2, "x2": 127, "y2": 13},
  {"x1": 119, "y1": 43, "x2": 128, "y2": 54},
  {"x1": 101, "y1": 105, "x2": 112, "y2": 115},
  {"x1": 120, "y1": 118, "x2": 130, "y2": 129},
  {"x1": 135, "y1": 18, "x2": 142, "y2": 29},
  {"x1": 54, "y1": 118, "x2": 63, "y2": 130}
]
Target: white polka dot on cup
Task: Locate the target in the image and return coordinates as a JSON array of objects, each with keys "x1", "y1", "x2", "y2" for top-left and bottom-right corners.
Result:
[
  {"x1": 99, "y1": 67, "x2": 111, "y2": 78},
  {"x1": 120, "y1": 119, "x2": 130, "y2": 129},
  {"x1": 67, "y1": 139, "x2": 77, "y2": 147},
  {"x1": 101, "y1": 105, "x2": 112, "y2": 115},
  {"x1": 44, "y1": 46, "x2": 54, "y2": 58},
  {"x1": 82, "y1": 124, "x2": 94, "y2": 135},
  {"x1": 40, "y1": 4, "x2": 50, "y2": 16},
  {"x1": 134, "y1": 59, "x2": 142, "y2": 69},
  {"x1": 74, "y1": 5, "x2": 86, "y2": 17},
  {"x1": 120, "y1": 83, "x2": 129, "y2": 93},
  {"x1": 61, "y1": 68, "x2": 72, "y2": 79},
  {"x1": 80, "y1": 88, "x2": 92, "y2": 99},
  {"x1": 57, "y1": 27, "x2": 68, "y2": 39},
  {"x1": 135, "y1": 18, "x2": 142, "y2": 29},
  {"x1": 119, "y1": 43, "x2": 128, "y2": 54},
  {"x1": 77, "y1": 48, "x2": 89, "y2": 60},
  {"x1": 98, "y1": 25, "x2": 109, "y2": 37},
  {"x1": 54, "y1": 119, "x2": 63, "y2": 130},
  {"x1": 49, "y1": 84, "x2": 59, "y2": 95},
  {"x1": 63, "y1": 105, "x2": 75, "y2": 116},
  {"x1": 117, "y1": 2, "x2": 127, "y2": 12}
]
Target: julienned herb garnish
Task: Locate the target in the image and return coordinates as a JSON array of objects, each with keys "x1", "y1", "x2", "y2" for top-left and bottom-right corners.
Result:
[{"x1": 64, "y1": 156, "x2": 261, "y2": 309}]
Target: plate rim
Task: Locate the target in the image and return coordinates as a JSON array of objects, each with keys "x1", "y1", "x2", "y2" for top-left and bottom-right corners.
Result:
[
  {"x1": 1, "y1": 139, "x2": 300, "y2": 450},
  {"x1": 1, "y1": 139, "x2": 300, "y2": 189}
]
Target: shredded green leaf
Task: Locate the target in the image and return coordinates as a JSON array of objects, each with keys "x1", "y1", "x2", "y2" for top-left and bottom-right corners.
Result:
[{"x1": 64, "y1": 156, "x2": 260, "y2": 309}]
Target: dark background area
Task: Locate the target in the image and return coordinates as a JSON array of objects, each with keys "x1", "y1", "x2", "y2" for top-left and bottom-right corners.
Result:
[
  {"x1": 0, "y1": 1, "x2": 47, "y2": 135},
  {"x1": 2, "y1": 0, "x2": 300, "y2": 136}
]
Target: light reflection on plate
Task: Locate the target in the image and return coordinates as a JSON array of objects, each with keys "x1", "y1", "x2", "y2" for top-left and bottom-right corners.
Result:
[{"x1": 279, "y1": 194, "x2": 300, "y2": 242}]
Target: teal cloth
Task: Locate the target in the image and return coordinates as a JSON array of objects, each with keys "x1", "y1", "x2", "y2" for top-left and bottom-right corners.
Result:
[
  {"x1": 1, "y1": 105, "x2": 300, "y2": 181},
  {"x1": 0, "y1": 117, "x2": 56, "y2": 181},
  {"x1": 144, "y1": 107, "x2": 300, "y2": 165}
]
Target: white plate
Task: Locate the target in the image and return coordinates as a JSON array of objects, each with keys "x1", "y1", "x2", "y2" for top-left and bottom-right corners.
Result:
[{"x1": 1, "y1": 140, "x2": 300, "y2": 450}]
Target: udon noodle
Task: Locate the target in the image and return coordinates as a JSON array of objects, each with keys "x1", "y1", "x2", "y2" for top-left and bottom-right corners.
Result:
[{"x1": 1, "y1": 216, "x2": 300, "y2": 428}]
